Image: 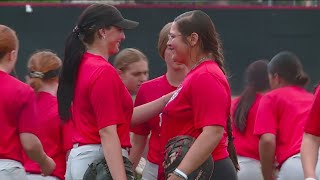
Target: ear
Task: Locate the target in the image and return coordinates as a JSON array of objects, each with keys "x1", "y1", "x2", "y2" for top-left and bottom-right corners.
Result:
[
  {"x1": 25, "y1": 75, "x2": 31, "y2": 84},
  {"x1": 187, "y1": 32, "x2": 199, "y2": 47},
  {"x1": 97, "y1": 28, "x2": 106, "y2": 39},
  {"x1": 116, "y1": 68, "x2": 123, "y2": 75},
  {"x1": 8, "y1": 50, "x2": 17, "y2": 62},
  {"x1": 273, "y1": 73, "x2": 281, "y2": 84}
]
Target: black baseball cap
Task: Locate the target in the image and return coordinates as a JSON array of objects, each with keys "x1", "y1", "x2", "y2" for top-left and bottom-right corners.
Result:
[
  {"x1": 112, "y1": 8, "x2": 139, "y2": 30},
  {"x1": 93, "y1": 4, "x2": 139, "y2": 30}
]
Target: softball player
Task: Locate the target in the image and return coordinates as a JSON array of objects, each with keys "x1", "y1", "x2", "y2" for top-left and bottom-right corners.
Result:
[
  {"x1": 231, "y1": 60, "x2": 270, "y2": 180},
  {"x1": 254, "y1": 51, "x2": 315, "y2": 180},
  {"x1": 24, "y1": 51, "x2": 66, "y2": 180}
]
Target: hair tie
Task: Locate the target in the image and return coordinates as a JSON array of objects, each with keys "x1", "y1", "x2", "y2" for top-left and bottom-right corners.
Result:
[
  {"x1": 72, "y1": 25, "x2": 80, "y2": 35},
  {"x1": 43, "y1": 68, "x2": 61, "y2": 80},
  {"x1": 29, "y1": 71, "x2": 44, "y2": 79},
  {"x1": 28, "y1": 68, "x2": 60, "y2": 80}
]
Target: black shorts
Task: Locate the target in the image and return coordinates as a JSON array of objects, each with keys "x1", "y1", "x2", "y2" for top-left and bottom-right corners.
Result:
[{"x1": 210, "y1": 157, "x2": 238, "y2": 180}]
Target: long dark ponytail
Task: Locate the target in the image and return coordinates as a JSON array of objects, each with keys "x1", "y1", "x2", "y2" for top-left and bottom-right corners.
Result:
[
  {"x1": 226, "y1": 117, "x2": 239, "y2": 170},
  {"x1": 233, "y1": 87, "x2": 256, "y2": 132},
  {"x1": 233, "y1": 60, "x2": 270, "y2": 133},
  {"x1": 57, "y1": 32, "x2": 85, "y2": 122}
]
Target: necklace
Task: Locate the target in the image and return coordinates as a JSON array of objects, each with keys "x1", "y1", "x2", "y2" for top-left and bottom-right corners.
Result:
[{"x1": 188, "y1": 56, "x2": 211, "y2": 73}]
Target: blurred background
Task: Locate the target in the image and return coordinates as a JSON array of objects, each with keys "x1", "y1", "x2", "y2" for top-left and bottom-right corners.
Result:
[
  {"x1": 1, "y1": 0, "x2": 319, "y2": 6},
  {"x1": 0, "y1": 0, "x2": 319, "y2": 95}
]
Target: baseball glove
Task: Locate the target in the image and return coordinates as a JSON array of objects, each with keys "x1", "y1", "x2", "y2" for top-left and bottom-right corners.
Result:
[
  {"x1": 163, "y1": 135, "x2": 214, "y2": 180},
  {"x1": 83, "y1": 155, "x2": 135, "y2": 180}
]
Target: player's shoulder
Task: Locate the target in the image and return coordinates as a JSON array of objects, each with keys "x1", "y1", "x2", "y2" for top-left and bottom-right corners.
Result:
[{"x1": 140, "y1": 75, "x2": 167, "y2": 89}]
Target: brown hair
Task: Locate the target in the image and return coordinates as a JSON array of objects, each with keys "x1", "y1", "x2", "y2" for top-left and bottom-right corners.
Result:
[
  {"x1": 174, "y1": 10, "x2": 225, "y2": 74},
  {"x1": 268, "y1": 51, "x2": 309, "y2": 87},
  {"x1": 113, "y1": 48, "x2": 148, "y2": 72},
  {"x1": 233, "y1": 60, "x2": 269, "y2": 133},
  {"x1": 0, "y1": 24, "x2": 18, "y2": 60},
  {"x1": 27, "y1": 50, "x2": 62, "y2": 92},
  {"x1": 158, "y1": 22, "x2": 172, "y2": 59}
]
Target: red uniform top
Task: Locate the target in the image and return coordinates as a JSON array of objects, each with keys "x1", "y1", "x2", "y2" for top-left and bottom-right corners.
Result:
[
  {"x1": 72, "y1": 52, "x2": 133, "y2": 148},
  {"x1": 254, "y1": 86, "x2": 313, "y2": 166},
  {"x1": 160, "y1": 60, "x2": 230, "y2": 162},
  {"x1": 131, "y1": 75, "x2": 176, "y2": 165},
  {"x1": 0, "y1": 70, "x2": 38, "y2": 163},
  {"x1": 305, "y1": 86, "x2": 320, "y2": 136},
  {"x1": 62, "y1": 119, "x2": 75, "y2": 152},
  {"x1": 231, "y1": 94, "x2": 263, "y2": 161},
  {"x1": 24, "y1": 92, "x2": 66, "y2": 180}
]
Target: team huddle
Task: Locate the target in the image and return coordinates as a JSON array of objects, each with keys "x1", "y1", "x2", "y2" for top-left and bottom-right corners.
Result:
[{"x1": 1, "y1": 3, "x2": 320, "y2": 180}]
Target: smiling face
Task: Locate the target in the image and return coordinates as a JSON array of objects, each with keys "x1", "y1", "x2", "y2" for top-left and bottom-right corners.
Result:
[
  {"x1": 163, "y1": 46, "x2": 186, "y2": 71},
  {"x1": 105, "y1": 26, "x2": 125, "y2": 56},
  {"x1": 166, "y1": 22, "x2": 190, "y2": 65}
]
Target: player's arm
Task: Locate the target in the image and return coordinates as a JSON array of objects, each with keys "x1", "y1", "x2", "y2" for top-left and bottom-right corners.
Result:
[
  {"x1": 20, "y1": 133, "x2": 56, "y2": 175},
  {"x1": 259, "y1": 133, "x2": 276, "y2": 180},
  {"x1": 131, "y1": 92, "x2": 173, "y2": 127},
  {"x1": 301, "y1": 133, "x2": 320, "y2": 179},
  {"x1": 129, "y1": 133, "x2": 148, "y2": 170},
  {"x1": 100, "y1": 125, "x2": 127, "y2": 180}
]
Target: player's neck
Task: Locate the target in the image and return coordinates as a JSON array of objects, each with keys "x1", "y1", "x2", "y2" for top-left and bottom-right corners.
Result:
[
  {"x1": 38, "y1": 82, "x2": 58, "y2": 96},
  {"x1": 86, "y1": 44, "x2": 109, "y2": 61}
]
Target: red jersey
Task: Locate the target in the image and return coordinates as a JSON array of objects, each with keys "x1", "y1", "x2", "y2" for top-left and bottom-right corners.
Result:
[
  {"x1": 160, "y1": 60, "x2": 230, "y2": 161},
  {"x1": 62, "y1": 119, "x2": 75, "y2": 152},
  {"x1": 305, "y1": 86, "x2": 320, "y2": 136},
  {"x1": 23, "y1": 92, "x2": 66, "y2": 180},
  {"x1": 131, "y1": 75, "x2": 176, "y2": 165},
  {"x1": 231, "y1": 94, "x2": 263, "y2": 160},
  {"x1": 72, "y1": 52, "x2": 133, "y2": 148},
  {"x1": 0, "y1": 70, "x2": 38, "y2": 163},
  {"x1": 254, "y1": 86, "x2": 313, "y2": 166}
]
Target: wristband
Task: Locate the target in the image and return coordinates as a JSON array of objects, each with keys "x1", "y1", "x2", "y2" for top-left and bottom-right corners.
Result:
[
  {"x1": 305, "y1": 178, "x2": 317, "y2": 180},
  {"x1": 173, "y1": 168, "x2": 188, "y2": 180}
]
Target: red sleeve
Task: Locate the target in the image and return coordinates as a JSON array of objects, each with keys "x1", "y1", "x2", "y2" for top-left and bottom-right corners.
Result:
[
  {"x1": 305, "y1": 88, "x2": 320, "y2": 136},
  {"x1": 131, "y1": 123, "x2": 150, "y2": 136},
  {"x1": 90, "y1": 67, "x2": 125, "y2": 129},
  {"x1": 190, "y1": 73, "x2": 230, "y2": 129},
  {"x1": 131, "y1": 84, "x2": 150, "y2": 136},
  {"x1": 18, "y1": 89, "x2": 39, "y2": 133},
  {"x1": 254, "y1": 95, "x2": 278, "y2": 136}
]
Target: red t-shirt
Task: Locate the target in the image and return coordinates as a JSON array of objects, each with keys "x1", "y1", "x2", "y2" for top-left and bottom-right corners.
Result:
[
  {"x1": 0, "y1": 70, "x2": 38, "y2": 163},
  {"x1": 72, "y1": 52, "x2": 133, "y2": 148},
  {"x1": 23, "y1": 92, "x2": 66, "y2": 180},
  {"x1": 305, "y1": 86, "x2": 320, "y2": 136},
  {"x1": 131, "y1": 75, "x2": 176, "y2": 165},
  {"x1": 62, "y1": 119, "x2": 75, "y2": 152},
  {"x1": 160, "y1": 60, "x2": 230, "y2": 163},
  {"x1": 254, "y1": 86, "x2": 313, "y2": 166},
  {"x1": 231, "y1": 94, "x2": 263, "y2": 160}
]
